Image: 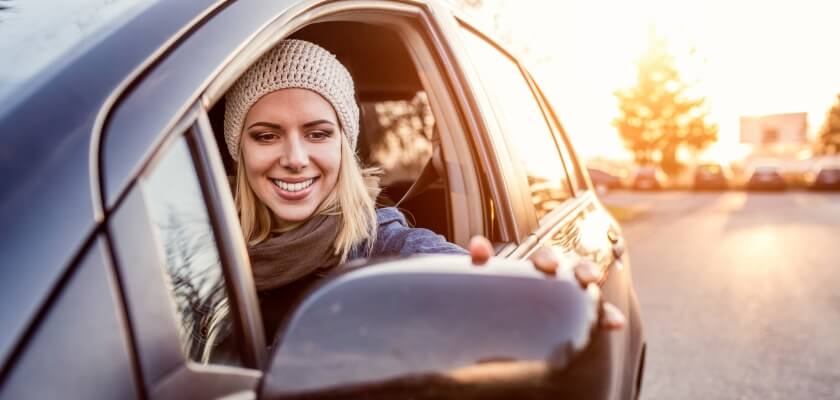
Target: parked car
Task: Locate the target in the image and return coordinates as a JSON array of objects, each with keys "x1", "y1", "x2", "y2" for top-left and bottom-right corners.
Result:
[
  {"x1": 588, "y1": 168, "x2": 623, "y2": 194},
  {"x1": 746, "y1": 166, "x2": 787, "y2": 191},
  {"x1": 631, "y1": 166, "x2": 663, "y2": 190},
  {"x1": 0, "y1": 1, "x2": 644, "y2": 399},
  {"x1": 693, "y1": 163, "x2": 729, "y2": 191},
  {"x1": 808, "y1": 166, "x2": 840, "y2": 191}
]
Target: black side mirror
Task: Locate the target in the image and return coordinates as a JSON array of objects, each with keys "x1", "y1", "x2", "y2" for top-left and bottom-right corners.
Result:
[{"x1": 259, "y1": 256, "x2": 603, "y2": 399}]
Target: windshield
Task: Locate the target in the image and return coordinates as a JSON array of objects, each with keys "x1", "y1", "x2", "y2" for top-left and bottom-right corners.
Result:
[{"x1": 0, "y1": 0, "x2": 153, "y2": 101}]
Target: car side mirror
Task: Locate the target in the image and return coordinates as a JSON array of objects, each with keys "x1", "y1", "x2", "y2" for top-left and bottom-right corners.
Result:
[{"x1": 258, "y1": 256, "x2": 604, "y2": 400}]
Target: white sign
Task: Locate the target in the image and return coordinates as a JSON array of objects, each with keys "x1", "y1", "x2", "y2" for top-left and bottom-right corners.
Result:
[{"x1": 740, "y1": 112, "x2": 807, "y2": 145}]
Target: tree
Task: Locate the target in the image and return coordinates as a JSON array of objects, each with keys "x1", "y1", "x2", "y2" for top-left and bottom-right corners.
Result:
[
  {"x1": 817, "y1": 94, "x2": 840, "y2": 154},
  {"x1": 614, "y1": 30, "x2": 718, "y2": 176}
]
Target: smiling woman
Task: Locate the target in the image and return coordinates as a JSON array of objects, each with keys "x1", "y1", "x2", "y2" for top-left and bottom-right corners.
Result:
[
  {"x1": 223, "y1": 40, "x2": 390, "y2": 285},
  {"x1": 240, "y1": 89, "x2": 343, "y2": 227}
]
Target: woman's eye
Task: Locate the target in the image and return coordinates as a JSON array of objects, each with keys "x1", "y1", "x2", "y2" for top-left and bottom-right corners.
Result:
[
  {"x1": 307, "y1": 130, "x2": 332, "y2": 141},
  {"x1": 254, "y1": 132, "x2": 278, "y2": 142}
]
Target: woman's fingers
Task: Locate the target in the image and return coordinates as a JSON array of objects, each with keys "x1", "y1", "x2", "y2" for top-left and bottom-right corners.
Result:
[
  {"x1": 572, "y1": 260, "x2": 623, "y2": 330},
  {"x1": 468, "y1": 235, "x2": 493, "y2": 265},
  {"x1": 470, "y1": 241, "x2": 625, "y2": 331},
  {"x1": 529, "y1": 247, "x2": 559, "y2": 275},
  {"x1": 601, "y1": 302, "x2": 626, "y2": 330},
  {"x1": 573, "y1": 260, "x2": 603, "y2": 287}
]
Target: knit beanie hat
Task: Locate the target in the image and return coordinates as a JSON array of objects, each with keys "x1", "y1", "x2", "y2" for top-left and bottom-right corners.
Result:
[{"x1": 224, "y1": 39, "x2": 360, "y2": 161}]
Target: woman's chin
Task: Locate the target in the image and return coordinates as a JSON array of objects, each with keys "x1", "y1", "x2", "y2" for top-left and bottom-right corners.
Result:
[{"x1": 270, "y1": 203, "x2": 318, "y2": 224}]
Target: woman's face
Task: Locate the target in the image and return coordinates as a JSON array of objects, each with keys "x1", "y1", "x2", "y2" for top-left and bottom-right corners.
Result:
[{"x1": 240, "y1": 88, "x2": 341, "y2": 224}]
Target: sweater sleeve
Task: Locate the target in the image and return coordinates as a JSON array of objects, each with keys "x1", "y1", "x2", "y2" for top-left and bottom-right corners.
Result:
[{"x1": 369, "y1": 207, "x2": 467, "y2": 258}]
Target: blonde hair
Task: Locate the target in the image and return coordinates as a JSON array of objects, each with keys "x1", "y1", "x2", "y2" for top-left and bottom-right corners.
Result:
[{"x1": 234, "y1": 134, "x2": 380, "y2": 263}]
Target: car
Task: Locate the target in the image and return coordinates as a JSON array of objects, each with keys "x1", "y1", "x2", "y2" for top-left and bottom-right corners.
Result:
[
  {"x1": 631, "y1": 166, "x2": 663, "y2": 190},
  {"x1": 588, "y1": 168, "x2": 623, "y2": 194},
  {"x1": 808, "y1": 166, "x2": 840, "y2": 191},
  {"x1": 693, "y1": 163, "x2": 729, "y2": 191},
  {"x1": 0, "y1": 1, "x2": 644, "y2": 399},
  {"x1": 746, "y1": 166, "x2": 787, "y2": 191}
]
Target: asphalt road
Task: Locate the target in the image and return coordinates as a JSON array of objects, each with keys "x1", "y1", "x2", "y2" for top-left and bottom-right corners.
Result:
[{"x1": 601, "y1": 191, "x2": 840, "y2": 399}]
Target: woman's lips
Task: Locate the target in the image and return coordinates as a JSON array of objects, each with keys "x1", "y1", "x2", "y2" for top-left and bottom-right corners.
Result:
[{"x1": 271, "y1": 177, "x2": 317, "y2": 201}]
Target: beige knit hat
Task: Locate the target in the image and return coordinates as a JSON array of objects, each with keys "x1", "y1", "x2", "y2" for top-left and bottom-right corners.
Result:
[{"x1": 224, "y1": 39, "x2": 359, "y2": 161}]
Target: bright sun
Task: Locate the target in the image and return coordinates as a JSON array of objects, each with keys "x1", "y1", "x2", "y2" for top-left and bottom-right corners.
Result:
[{"x1": 464, "y1": 0, "x2": 840, "y2": 164}]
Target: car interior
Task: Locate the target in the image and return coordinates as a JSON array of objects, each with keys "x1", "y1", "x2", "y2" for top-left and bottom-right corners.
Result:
[{"x1": 208, "y1": 21, "x2": 453, "y2": 241}]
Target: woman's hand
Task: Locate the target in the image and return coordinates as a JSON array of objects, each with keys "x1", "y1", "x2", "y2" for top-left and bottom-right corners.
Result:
[{"x1": 468, "y1": 235, "x2": 625, "y2": 330}]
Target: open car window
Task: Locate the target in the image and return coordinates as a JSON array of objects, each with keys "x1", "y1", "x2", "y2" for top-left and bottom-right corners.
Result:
[{"x1": 208, "y1": 21, "x2": 459, "y2": 241}]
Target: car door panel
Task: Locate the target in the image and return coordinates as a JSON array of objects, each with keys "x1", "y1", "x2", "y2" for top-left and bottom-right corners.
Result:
[
  {"x1": 109, "y1": 182, "x2": 188, "y2": 387},
  {"x1": 0, "y1": 238, "x2": 140, "y2": 400}
]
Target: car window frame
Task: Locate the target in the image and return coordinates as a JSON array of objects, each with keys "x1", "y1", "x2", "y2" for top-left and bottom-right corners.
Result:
[
  {"x1": 525, "y1": 69, "x2": 590, "y2": 194},
  {"x1": 450, "y1": 20, "x2": 540, "y2": 245},
  {"x1": 395, "y1": 16, "x2": 482, "y2": 247},
  {"x1": 453, "y1": 21, "x2": 580, "y2": 237},
  {"x1": 202, "y1": 2, "x2": 494, "y2": 248}
]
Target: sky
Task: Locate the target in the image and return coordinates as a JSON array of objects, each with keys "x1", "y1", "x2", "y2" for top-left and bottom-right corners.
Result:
[{"x1": 458, "y1": 0, "x2": 840, "y2": 163}]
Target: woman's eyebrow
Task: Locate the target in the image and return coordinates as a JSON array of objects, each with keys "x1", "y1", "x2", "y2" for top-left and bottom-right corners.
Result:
[
  {"x1": 246, "y1": 121, "x2": 284, "y2": 131},
  {"x1": 302, "y1": 119, "x2": 335, "y2": 128}
]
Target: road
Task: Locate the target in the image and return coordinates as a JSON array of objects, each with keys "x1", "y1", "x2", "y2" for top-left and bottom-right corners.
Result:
[{"x1": 601, "y1": 191, "x2": 840, "y2": 399}]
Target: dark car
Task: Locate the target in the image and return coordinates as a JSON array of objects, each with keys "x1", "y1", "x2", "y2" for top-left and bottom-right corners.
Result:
[
  {"x1": 588, "y1": 168, "x2": 623, "y2": 193},
  {"x1": 0, "y1": 1, "x2": 644, "y2": 399},
  {"x1": 809, "y1": 167, "x2": 840, "y2": 190},
  {"x1": 746, "y1": 166, "x2": 787, "y2": 191},
  {"x1": 693, "y1": 163, "x2": 728, "y2": 191},
  {"x1": 631, "y1": 166, "x2": 663, "y2": 190}
]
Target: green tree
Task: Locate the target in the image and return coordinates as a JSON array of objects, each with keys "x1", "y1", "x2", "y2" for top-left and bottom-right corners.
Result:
[
  {"x1": 817, "y1": 94, "x2": 840, "y2": 154},
  {"x1": 614, "y1": 31, "x2": 718, "y2": 176}
]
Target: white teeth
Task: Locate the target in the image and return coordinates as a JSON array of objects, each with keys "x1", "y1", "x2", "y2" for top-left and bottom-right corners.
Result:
[{"x1": 273, "y1": 178, "x2": 314, "y2": 192}]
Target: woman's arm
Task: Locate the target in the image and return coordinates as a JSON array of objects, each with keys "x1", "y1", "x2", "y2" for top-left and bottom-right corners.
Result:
[{"x1": 370, "y1": 207, "x2": 466, "y2": 257}]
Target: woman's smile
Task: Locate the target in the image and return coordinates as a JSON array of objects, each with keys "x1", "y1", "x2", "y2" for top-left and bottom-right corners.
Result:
[{"x1": 271, "y1": 176, "x2": 319, "y2": 200}]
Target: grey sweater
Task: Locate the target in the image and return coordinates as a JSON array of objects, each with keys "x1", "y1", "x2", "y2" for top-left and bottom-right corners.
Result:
[{"x1": 348, "y1": 207, "x2": 467, "y2": 261}]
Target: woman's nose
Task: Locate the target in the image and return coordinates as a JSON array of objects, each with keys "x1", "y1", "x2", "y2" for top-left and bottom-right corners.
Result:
[{"x1": 281, "y1": 136, "x2": 308, "y2": 171}]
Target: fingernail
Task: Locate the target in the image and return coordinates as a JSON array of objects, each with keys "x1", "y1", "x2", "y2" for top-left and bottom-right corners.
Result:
[{"x1": 601, "y1": 303, "x2": 626, "y2": 330}]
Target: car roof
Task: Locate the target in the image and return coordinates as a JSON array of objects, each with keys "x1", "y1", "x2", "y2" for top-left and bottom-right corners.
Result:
[
  {"x1": 0, "y1": 0, "x2": 221, "y2": 371},
  {"x1": 0, "y1": 0, "x2": 147, "y2": 103}
]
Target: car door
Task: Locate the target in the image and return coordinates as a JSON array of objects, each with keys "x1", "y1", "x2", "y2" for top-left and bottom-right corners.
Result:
[
  {"x1": 452, "y1": 20, "x2": 644, "y2": 399},
  {"x1": 0, "y1": 237, "x2": 141, "y2": 400}
]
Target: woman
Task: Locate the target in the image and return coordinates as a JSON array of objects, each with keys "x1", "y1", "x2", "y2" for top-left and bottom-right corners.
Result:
[{"x1": 223, "y1": 39, "x2": 622, "y2": 340}]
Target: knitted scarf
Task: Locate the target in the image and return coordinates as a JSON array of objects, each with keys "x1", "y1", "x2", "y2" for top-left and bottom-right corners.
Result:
[{"x1": 247, "y1": 214, "x2": 341, "y2": 291}]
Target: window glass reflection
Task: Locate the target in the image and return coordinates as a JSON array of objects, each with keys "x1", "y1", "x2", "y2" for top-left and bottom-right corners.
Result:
[
  {"x1": 141, "y1": 135, "x2": 239, "y2": 366},
  {"x1": 459, "y1": 29, "x2": 572, "y2": 220}
]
